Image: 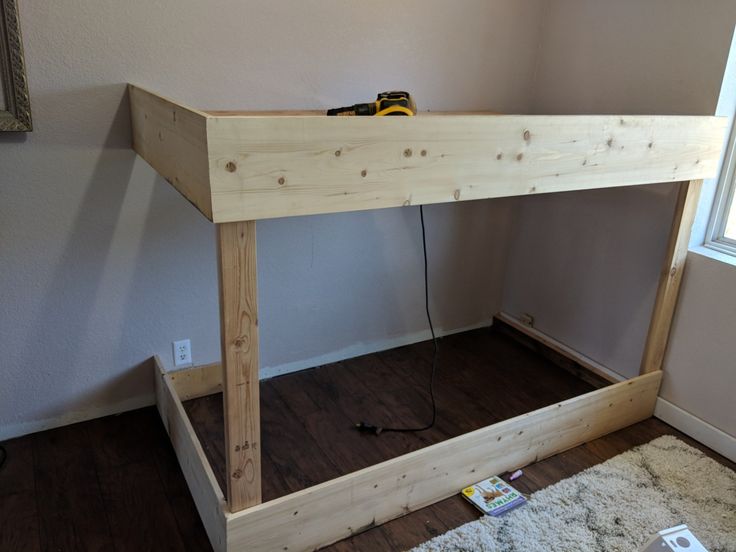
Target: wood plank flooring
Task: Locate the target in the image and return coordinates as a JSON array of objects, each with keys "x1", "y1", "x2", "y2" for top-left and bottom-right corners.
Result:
[
  {"x1": 1, "y1": 327, "x2": 733, "y2": 551},
  {"x1": 185, "y1": 327, "x2": 602, "y2": 501}
]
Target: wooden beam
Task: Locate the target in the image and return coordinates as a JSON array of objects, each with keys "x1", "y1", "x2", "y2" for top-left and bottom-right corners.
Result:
[
  {"x1": 496, "y1": 312, "x2": 624, "y2": 384},
  {"x1": 225, "y1": 371, "x2": 662, "y2": 552},
  {"x1": 640, "y1": 180, "x2": 703, "y2": 374},
  {"x1": 168, "y1": 362, "x2": 222, "y2": 401},
  {"x1": 205, "y1": 113, "x2": 726, "y2": 222},
  {"x1": 217, "y1": 221, "x2": 262, "y2": 512},
  {"x1": 129, "y1": 85, "x2": 213, "y2": 219},
  {"x1": 129, "y1": 86, "x2": 726, "y2": 224},
  {"x1": 153, "y1": 357, "x2": 227, "y2": 552}
]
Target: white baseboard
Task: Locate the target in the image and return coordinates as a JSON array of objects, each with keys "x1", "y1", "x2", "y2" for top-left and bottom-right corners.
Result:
[
  {"x1": 260, "y1": 318, "x2": 494, "y2": 380},
  {"x1": 654, "y1": 398, "x2": 736, "y2": 462},
  {"x1": 0, "y1": 393, "x2": 156, "y2": 442},
  {"x1": 2, "y1": 320, "x2": 494, "y2": 441},
  {"x1": 496, "y1": 312, "x2": 625, "y2": 383}
]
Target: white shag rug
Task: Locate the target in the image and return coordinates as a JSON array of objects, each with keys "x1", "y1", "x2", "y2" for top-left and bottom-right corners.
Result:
[{"x1": 411, "y1": 436, "x2": 736, "y2": 552}]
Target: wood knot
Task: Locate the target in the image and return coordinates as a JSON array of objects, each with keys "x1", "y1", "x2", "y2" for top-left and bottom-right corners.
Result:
[
  {"x1": 361, "y1": 169, "x2": 367, "y2": 177},
  {"x1": 420, "y1": 149, "x2": 427, "y2": 157},
  {"x1": 335, "y1": 149, "x2": 341, "y2": 157},
  {"x1": 278, "y1": 177, "x2": 286, "y2": 185},
  {"x1": 225, "y1": 161, "x2": 237, "y2": 173},
  {"x1": 516, "y1": 153, "x2": 523, "y2": 161},
  {"x1": 453, "y1": 189, "x2": 461, "y2": 200},
  {"x1": 523, "y1": 129, "x2": 531, "y2": 142},
  {"x1": 607, "y1": 138, "x2": 613, "y2": 148},
  {"x1": 648, "y1": 142, "x2": 654, "y2": 149},
  {"x1": 496, "y1": 153, "x2": 503, "y2": 160},
  {"x1": 670, "y1": 266, "x2": 677, "y2": 277},
  {"x1": 404, "y1": 148, "x2": 413, "y2": 157},
  {"x1": 232, "y1": 469, "x2": 243, "y2": 480}
]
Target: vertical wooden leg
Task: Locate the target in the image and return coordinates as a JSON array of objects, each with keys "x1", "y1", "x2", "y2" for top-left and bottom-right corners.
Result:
[
  {"x1": 217, "y1": 221, "x2": 261, "y2": 512},
  {"x1": 640, "y1": 180, "x2": 702, "y2": 375}
]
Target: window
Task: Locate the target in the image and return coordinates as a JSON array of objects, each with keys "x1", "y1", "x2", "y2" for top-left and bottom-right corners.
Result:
[{"x1": 706, "y1": 114, "x2": 736, "y2": 256}]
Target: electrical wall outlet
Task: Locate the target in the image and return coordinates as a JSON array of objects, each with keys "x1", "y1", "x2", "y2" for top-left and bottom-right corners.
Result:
[{"x1": 173, "y1": 339, "x2": 192, "y2": 367}]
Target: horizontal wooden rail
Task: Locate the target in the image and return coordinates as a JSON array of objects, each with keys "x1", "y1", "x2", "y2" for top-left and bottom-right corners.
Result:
[
  {"x1": 129, "y1": 85, "x2": 727, "y2": 223},
  {"x1": 225, "y1": 371, "x2": 662, "y2": 551},
  {"x1": 154, "y1": 358, "x2": 228, "y2": 551}
]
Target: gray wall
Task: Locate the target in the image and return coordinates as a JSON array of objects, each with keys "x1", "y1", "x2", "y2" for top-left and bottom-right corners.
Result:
[
  {"x1": 662, "y1": 251, "x2": 736, "y2": 436},
  {"x1": 502, "y1": 0, "x2": 736, "y2": 438},
  {"x1": 4, "y1": 0, "x2": 733, "y2": 442},
  {"x1": 0, "y1": 0, "x2": 544, "y2": 439}
]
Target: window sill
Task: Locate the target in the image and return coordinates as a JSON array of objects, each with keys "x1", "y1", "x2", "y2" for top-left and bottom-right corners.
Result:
[{"x1": 689, "y1": 244, "x2": 736, "y2": 270}]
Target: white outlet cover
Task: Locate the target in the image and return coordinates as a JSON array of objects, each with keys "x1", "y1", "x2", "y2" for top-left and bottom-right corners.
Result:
[{"x1": 173, "y1": 339, "x2": 192, "y2": 367}]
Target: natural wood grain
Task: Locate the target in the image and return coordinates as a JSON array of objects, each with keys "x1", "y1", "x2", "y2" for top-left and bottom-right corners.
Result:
[
  {"x1": 640, "y1": 180, "x2": 703, "y2": 374},
  {"x1": 206, "y1": 113, "x2": 725, "y2": 222},
  {"x1": 225, "y1": 372, "x2": 662, "y2": 552},
  {"x1": 169, "y1": 362, "x2": 222, "y2": 400},
  {"x1": 5, "y1": 332, "x2": 734, "y2": 552},
  {"x1": 216, "y1": 221, "x2": 261, "y2": 512},
  {"x1": 204, "y1": 110, "x2": 498, "y2": 117},
  {"x1": 154, "y1": 357, "x2": 227, "y2": 552},
  {"x1": 129, "y1": 85, "x2": 213, "y2": 219},
  {"x1": 185, "y1": 328, "x2": 605, "y2": 503},
  {"x1": 129, "y1": 86, "x2": 726, "y2": 224}
]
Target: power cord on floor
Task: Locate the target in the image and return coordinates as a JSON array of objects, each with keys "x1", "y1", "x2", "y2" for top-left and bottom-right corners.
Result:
[{"x1": 354, "y1": 205, "x2": 439, "y2": 435}]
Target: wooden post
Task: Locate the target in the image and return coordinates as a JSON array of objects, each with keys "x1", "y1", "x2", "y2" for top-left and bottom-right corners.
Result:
[
  {"x1": 217, "y1": 221, "x2": 261, "y2": 512},
  {"x1": 640, "y1": 180, "x2": 703, "y2": 374}
]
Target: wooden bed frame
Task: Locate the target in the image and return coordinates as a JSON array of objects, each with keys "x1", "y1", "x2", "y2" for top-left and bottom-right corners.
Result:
[{"x1": 129, "y1": 84, "x2": 727, "y2": 552}]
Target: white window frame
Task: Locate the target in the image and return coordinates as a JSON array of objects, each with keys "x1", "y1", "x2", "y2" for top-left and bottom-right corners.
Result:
[{"x1": 705, "y1": 111, "x2": 736, "y2": 257}]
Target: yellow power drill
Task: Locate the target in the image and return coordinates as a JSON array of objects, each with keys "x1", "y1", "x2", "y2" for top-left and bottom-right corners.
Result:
[{"x1": 327, "y1": 91, "x2": 416, "y2": 116}]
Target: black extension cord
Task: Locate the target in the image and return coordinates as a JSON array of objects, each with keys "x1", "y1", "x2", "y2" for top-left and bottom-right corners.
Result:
[{"x1": 354, "y1": 205, "x2": 439, "y2": 435}]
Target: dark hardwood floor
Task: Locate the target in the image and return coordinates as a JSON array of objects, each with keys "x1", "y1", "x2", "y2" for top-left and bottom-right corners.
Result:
[{"x1": 1, "y1": 327, "x2": 733, "y2": 551}]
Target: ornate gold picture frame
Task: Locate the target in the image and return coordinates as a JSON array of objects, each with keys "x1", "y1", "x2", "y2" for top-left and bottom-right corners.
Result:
[{"x1": 1, "y1": 0, "x2": 32, "y2": 131}]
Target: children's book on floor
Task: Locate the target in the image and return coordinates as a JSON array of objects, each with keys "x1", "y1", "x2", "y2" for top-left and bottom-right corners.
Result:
[{"x1": 461, "y1": 476, "x2": 527, "y2": 516}]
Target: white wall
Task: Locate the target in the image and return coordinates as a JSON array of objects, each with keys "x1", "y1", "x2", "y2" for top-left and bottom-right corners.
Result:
[
  {"x1": 0, "y1": 0, "x2": 545, "y2": 439},
  {"x1": 661, "y1": 251, "x2": 736, "y2": 436},
  {"x1": 503, "y1": 1, "x2": 736, "y2": 439}
]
